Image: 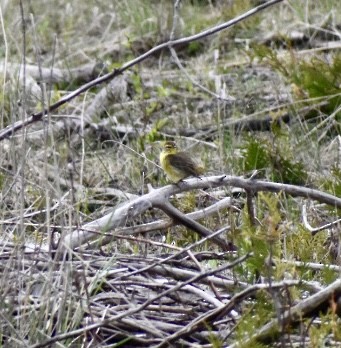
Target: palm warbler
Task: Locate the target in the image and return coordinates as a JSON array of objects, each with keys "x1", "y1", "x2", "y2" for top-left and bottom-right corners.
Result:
[{"x1": 160, "y1": 141, "x2": 205, "y2": 183}]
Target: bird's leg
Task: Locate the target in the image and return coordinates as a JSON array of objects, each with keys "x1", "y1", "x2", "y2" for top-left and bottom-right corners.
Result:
[{"x1": 174, "y1": 179, "x2": 185, "y2": 187}]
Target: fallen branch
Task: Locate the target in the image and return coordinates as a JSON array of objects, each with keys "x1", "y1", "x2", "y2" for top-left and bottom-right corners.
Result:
[
  {"x1": 155, "y1": 200, "x2": 231, "y2": 251},
  {"x1": 30, "y1": 252, "x2": 251, "y2": 348},
  {"x1": 60, "y1": 175, "x2": 341, "y2": 251},
  {"x1": 86, "y1": 196, "x2": 234, "y2": 248},
  {"x1": 0, "y1": 62, "x2": 106, "y2": 84},
  {"x1": 0, "y1": 0, "x2": 284, "y2": 141},
  {"x1": 231, "y1": 279, "x2": 341, "y2": 347},
  {"x1": 156, "y1": 279, "x2": 302, "y2": 348}
]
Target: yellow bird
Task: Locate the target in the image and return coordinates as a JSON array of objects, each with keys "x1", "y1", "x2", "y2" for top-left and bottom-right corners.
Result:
[{"x1": 159, "y1": 141, "x2": 205, "y2": 183}]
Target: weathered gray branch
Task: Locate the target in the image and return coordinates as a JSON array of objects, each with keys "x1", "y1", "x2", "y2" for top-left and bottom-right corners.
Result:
[
  {"x1": 232, "y1": 279, "x2": 341, "y2": 347},
  {"x1": 0, "y1": 0, "x2": 284, "y2": 140},
  {"x1": 61, "y1": 175, "x2": 341, "y2": 251}
]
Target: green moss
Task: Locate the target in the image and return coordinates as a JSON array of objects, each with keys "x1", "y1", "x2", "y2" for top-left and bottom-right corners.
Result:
[
  {"x1": 322, "y1": 166, "x2": 341, "y2": 197},
  {"x1": 235, "y1": 291, "x2": 274, "y2": 347},
  {"x1": 286, "y1": 225, "x2": 329, "y2": 265},
  {"x1": 291, "y1": 55, "x2": 341, "y2": 117},
  {"x1": 187, "y1": 41, "x2": 204, "y2": 56},
  {"x1": 238, "y1": 135, "x2": 308, "y2": 185},
  {"x1": 309, "y1": 311, "x2": 340, "y2": 348},
  {"x1": 252, "y1": 45, "x2": 341, "y2": 126},
  {"x1": 240, "y1": 137, "x2": 269, "y2": 172}
]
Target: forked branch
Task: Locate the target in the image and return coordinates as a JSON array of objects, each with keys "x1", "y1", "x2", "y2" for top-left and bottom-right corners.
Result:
[{"x1": 60, "y1": 175, "x2": 341, "y2": 252}]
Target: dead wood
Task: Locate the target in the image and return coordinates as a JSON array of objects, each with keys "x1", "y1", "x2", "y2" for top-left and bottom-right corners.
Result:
[
  {"x1": 59, "y1": 175, "x2": 341, "y2": 253},
  {"x1": 232, "y1": 279, "x2": 341, "y2": 347},
  {"x1": 0, "y1": 0, "x2": 284, "y2": 141},
  {"x1": 0, "y1": 62, "x2": 107, "y2": 84}
]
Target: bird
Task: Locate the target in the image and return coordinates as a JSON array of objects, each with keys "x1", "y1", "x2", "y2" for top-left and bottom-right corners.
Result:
[{"x1": 159, "y1": 141, "x2": 205, "y2": 183}]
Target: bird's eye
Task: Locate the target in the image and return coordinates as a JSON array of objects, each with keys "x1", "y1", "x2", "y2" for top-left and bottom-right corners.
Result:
[{"x1": 164, "y1": 142, "x2": 176, "y2": 150}]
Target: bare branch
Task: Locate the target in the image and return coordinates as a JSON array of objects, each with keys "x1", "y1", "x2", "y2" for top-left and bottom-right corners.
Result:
[
  {"x1": 0, "y1": 62, "x2": 106, "y2": 84},
  {"x1": 282, "y1": 259, "x2": 341, "y2": 273},
  {"x1": 86, "y1": 196, "x2": 234, "y2": 248},
  {"x1": 58, "y1": 175, "x2": 341, "y2": 251},
  {"x1": 155, "y1": 200, "x2": 231, "y2": 251},
  {"x1": 0, "y1": 0, "x2": 284, "y2": 141},
  {"x1": 156, "y1": 279, "x2": 302, "y2": 348},
  {"x1": 302, "y1": 203, "x2": 341, "y2": 235},
  {"x1": 30, "y1": 252, "x2": 251, "y2": 348},
  {"x1": 231, "y1": 279, "x2": 341, "y2": 347}
]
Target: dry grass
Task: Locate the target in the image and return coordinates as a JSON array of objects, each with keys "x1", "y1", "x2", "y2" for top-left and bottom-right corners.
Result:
[{"x1": 0, "y1": 0, "x2": 340, "y2": 347}]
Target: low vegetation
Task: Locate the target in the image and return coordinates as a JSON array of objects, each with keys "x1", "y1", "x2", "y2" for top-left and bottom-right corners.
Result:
[{"x1": 0, "y1": 0, "x2": 340, "y2": 347}]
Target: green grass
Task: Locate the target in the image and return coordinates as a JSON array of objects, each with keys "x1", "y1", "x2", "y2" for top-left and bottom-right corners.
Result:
[{"x1": 1, "y1": 0, "x2": 340, "y2": 346}]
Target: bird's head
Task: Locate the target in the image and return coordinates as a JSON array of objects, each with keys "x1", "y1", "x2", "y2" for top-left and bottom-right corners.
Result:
[{"x1": 163, "y1": 141, "x2": 178, "y2": 154}]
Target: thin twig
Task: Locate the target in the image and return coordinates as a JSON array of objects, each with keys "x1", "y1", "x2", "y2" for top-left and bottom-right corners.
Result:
[
  {"x1": 302, "y1": 203, "x2": 341, "y2": 235},
  {"x1": 156, "y1": 279, "x2": 301, "y2": 348},
  {"x1": 30, "y1": 252, "x2": 251, "y2": 348},
  {"x1": 230, "y1": 279, "x2": 341, "y2": 348},
  {"x1": 0, "y1": 0, "x2": 284, "y2": 141},
  {"x1": 114, "y1": 225, "x2": 232, "y2": 282}
]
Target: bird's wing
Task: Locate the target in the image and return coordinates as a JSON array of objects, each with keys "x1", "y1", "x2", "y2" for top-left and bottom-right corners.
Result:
[{"x1": 167, "y1": 152, "x2": 202, "y2": 176}]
